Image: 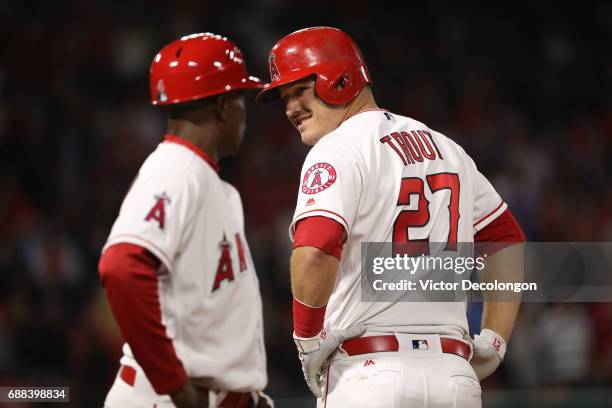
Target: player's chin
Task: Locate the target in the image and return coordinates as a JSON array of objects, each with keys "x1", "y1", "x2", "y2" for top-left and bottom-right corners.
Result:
[{"x1": 298, "y1": 128, "x2": 319, "y2": 146}]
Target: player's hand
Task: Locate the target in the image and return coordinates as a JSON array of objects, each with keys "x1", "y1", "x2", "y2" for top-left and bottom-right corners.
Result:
[
  {"x1": 294, "y1": 325, "x2": 366, "y2": 398},
  {"x1": 170, "y1": 380, "x2": 208, "y2": 408},
  {"x1": 469, "y1": 328, "x2": 507, "y2": 381}
]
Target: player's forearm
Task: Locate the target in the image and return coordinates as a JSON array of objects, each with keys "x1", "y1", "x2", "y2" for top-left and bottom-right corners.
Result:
[
  {"x1": 480, "y1": 242, "x2": 524, "y2": 341},
  {"x1": 481, "y1": 302, "x2": 520, "y2": 342},
  {"x1": 291, "y1": 246, "x2": 339, "y2": 307}
]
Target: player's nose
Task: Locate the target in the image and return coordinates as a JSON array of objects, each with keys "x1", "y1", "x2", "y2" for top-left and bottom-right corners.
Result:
[{"x1": 285, "y1": 97, "x2": 301, "y2": 120}]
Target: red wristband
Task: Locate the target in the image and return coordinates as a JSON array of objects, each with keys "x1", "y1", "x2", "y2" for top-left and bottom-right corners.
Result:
[{"x1": 293, "y1": 297, "x2": 326, "y2": 338}]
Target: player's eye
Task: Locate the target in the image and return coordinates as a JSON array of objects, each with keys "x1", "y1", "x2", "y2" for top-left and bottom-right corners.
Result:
[
  {"x1": 280, "y1": 91, "x2": 292, "y2": 102},
  {"x1": 294, "y1": 87, "x2": 309, "y2": 98}
]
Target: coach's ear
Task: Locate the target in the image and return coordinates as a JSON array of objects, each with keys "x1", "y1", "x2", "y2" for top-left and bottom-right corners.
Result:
[{"x1": 215, "y1": 93, "x2": 230, "y2": 122}]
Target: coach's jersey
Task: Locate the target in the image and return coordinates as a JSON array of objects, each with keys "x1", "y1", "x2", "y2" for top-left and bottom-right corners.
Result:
[
  {"x1": 103, "y1": 135, "x2": 267, "y2": 391},
  {"x1": 290, "y1": 110, "x2": 506, "y2": 338}
]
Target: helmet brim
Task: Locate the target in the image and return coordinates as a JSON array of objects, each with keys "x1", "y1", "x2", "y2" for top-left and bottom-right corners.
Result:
[
  {"x1": 152, "y1": 75, "x2": 265, "y2": 106},
  {"x1": 255, "y1": 73, "x2": 316, "y2": 105},
  {"x1": 241, "y1": 75, "x2": 267, "y2": 91},
  {"x1": 255, "y1": 83, "x2": 281, "y2": 105}
]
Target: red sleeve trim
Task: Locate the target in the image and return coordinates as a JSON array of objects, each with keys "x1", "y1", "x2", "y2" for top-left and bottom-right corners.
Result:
[
  {"x1": 293, "y1": 216, "x2": 345, "y2": 260},
  {"x1": 293, "y1": 209, "x2": 349, "y2": 232},
  {"x1": 474, "y1": 201, "x2": 505, "y2": 228},
  {"x1": 99, "y1": 243, "x2": 188, "y2": 395},
  {"x1": 475, "y1": 209, "x2": 526, "y2": 257},
  {"x1": 293, "y1": 297, "x2": 326, "y2": 338}
]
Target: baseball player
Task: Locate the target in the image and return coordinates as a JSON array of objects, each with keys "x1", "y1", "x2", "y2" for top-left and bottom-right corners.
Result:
[
  {"x1": 257, "y1": 27, "x2": 526, "y2": 407},
  {"x1": 99, "y1": 33, "x2": 272, "y2": 408}
]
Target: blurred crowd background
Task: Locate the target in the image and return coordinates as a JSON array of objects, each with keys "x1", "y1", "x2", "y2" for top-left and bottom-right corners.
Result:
[{"x1": 1, "y1": 0, "x2": 611, "y2": 406}]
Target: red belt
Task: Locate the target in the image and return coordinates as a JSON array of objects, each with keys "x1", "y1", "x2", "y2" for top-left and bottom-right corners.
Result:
[
  {"x1": 341, "y1": 335, "x2": 471, "y2": 361},
  {"x1": 119, "y1": 365, "x2": 252, "y2": 408}
]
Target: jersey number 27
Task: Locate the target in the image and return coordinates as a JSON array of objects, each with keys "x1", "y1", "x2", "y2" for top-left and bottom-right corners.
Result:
[{"x1": 393, "y1": 172, "x2": 459, "y2": 255}]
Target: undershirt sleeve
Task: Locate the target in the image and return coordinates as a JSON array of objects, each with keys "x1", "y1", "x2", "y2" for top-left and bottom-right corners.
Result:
[
  {"x1": 293, "y1": 216, "x2": 345, "y2": 260},
  {"x1": 98, "y1": 243, "x2": 188, "y2": 395},
  {"x1": 474, "y1": 209, "x2": 526, "y2": 257}
]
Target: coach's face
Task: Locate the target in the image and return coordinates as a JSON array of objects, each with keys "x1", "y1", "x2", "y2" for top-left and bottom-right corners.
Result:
[
  {"x1": 280, "y1": 78, "x2": 347, "y2": 146},
  {"x1": 219, "y1": 92, "x2": 247, "y2": 156}
]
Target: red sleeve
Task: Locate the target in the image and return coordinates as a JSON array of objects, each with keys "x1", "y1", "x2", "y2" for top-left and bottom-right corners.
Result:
[
  {"x1": 98, "y1": 243, "x2": 188, "y2": 395},
  {"x1": 474, "y1": 209, "x2": 526, "y2": 257},
  {"x1": 293, "y1": 216, "x2": 345, "y2": 260}
]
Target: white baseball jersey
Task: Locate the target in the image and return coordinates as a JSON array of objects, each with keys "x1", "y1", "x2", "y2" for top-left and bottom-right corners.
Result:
[
  {"x1": 103, "y1": 136, "x2": 267, "y2": 391},
  {"x1": 290, "y1": 110, "x2": 507, "y2": 338}
]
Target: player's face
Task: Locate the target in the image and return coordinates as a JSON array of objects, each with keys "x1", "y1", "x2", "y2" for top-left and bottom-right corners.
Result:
[
  {"x1": 220, "y1": 92, "x2": 247, "y2": 156},
  {"x1": 280, "y1": 78, "x2": 347, "y2": 145}
]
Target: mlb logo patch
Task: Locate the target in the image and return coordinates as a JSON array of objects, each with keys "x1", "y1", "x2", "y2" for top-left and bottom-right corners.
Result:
[{"x1": 412, "y1": 339, "x2": 429, "y2": 350}]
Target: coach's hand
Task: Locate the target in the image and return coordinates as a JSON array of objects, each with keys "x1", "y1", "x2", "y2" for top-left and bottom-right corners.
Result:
[
  {"x1": 170, "y1": 380, "x2": 208, "y2": 408},
  {"x1": 294, "y1": 325, "x2": 366, "y2": 398},
  {"x1": 469, "y1": 328, "x2": 507, "y2": 381}
]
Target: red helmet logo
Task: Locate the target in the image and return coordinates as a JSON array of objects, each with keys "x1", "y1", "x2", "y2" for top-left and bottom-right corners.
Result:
[
  {"x1": 269, "y1": 53, "x2": 280, "y2": 82},
  {"x1": 156, "y1": 79, "x2": 168, "y2": 103}
]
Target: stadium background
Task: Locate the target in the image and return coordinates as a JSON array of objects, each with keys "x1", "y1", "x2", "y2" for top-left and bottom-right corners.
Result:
[{"x1": 0, "y1": 0, "x2": 611, "y2": 406}]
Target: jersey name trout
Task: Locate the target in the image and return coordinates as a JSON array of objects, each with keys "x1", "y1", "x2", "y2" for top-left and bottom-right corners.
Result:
[{"x1": 380, "y1": 129, "x2": 443, "y2": 166}]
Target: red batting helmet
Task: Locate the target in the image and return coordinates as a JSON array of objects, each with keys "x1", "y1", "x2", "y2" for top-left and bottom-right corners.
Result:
[
  {"x1": 150, "y1": 33, "x2": 263, "y2": 105},
  {"x1": 256, "y1": 26, "x2": 371, "y2": 105}
]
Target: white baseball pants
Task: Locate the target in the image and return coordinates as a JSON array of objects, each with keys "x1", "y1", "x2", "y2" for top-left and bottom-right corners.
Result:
[
  {"x1": 104, "y1": 362, "x2": 176, "y2": 408},
  {"x1": 103, "y1": 362, "x2": 255, "y2": 408},
  {"x1": 317, "y1": 334, "x2": 481, "y2": 408}
]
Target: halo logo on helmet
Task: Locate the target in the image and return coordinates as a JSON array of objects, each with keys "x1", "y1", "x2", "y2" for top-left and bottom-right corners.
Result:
[
  {"x1": 256, "y1": 26, "x2": 371, "y2": 106},
  {"x1": 269, "y1": 53, "x2": 280, "y2": 82},
  {"x1": 156, "y1": 79, "x2": 168, "y2": 103},
  {"x1": 149, "y1": 33, "x2": 264, "y2": 106}
]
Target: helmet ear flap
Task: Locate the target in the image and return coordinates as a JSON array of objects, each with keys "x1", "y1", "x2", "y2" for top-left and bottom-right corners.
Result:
[
  {"x1": 316, "y1": 70, "x2": 355, "y2": 105},
  {"x1": 334, "y1": 72, "x2": 350, "y2": 92}
]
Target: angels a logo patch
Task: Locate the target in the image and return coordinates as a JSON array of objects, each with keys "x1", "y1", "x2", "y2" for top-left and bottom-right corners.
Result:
[
  {"x1": 145, "y1": 192, "x2": 171, "y2": 229},
  {"x1": 269, "y1": 52, "x2": 280, "y2": 81},
  {"x1": 302, "y1": 162, "x2": 337, "y2": 195}
]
